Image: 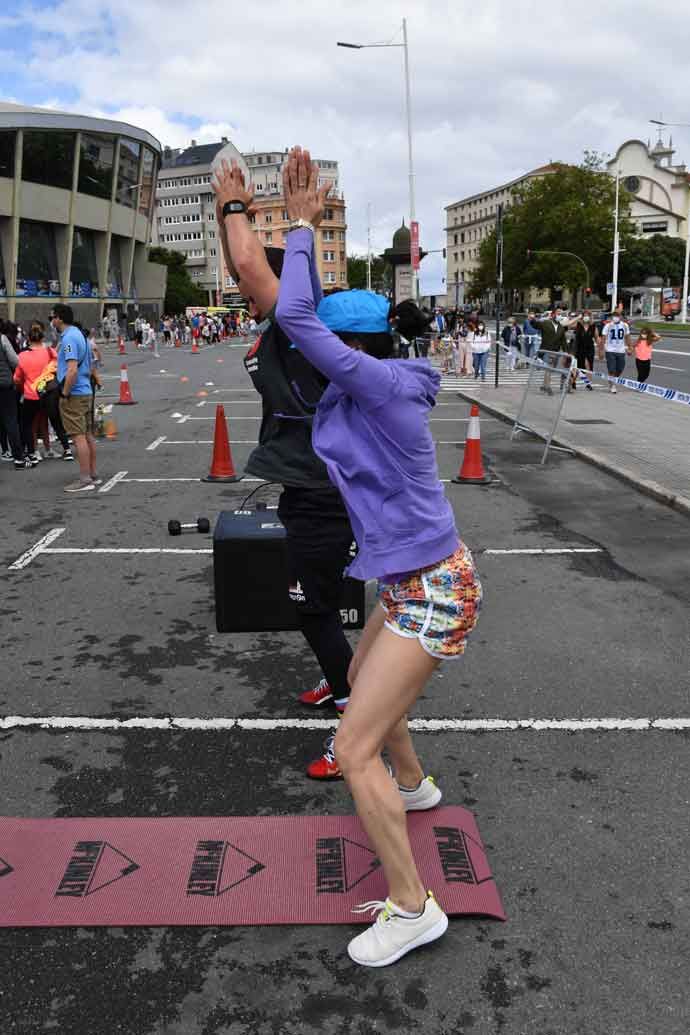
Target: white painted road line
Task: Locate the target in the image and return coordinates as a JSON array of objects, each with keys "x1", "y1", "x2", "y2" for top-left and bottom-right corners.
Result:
[
  {"x1": 653, "y1": 364, "x2": 685, "y2": 372},
  {"x1": 654, "y1": 348, "x2": 690, "y2": 357},
  {"x1": 146, "y1": 436, "x2": 167, "y2": 451},
  {"x1": 8, "y1": 528, "x2": 66, "y2": 571},
  {"x1": 0, "y1": 715, "x2": 688, "y2": 732},
  {"x1": 9, "y1": 542, "x2": 603, "y2": 568},
  {"x1": 484, "y1": 548, "x2": 602, "y2": 555},
  {"x1": 121, "y1": 477, "x2": 265, "y2": 484},
  {"x1": 44, "y1": 548, "x2": 214, "y2": 556},
  {"x1": 98, "y1": 470, "x2": 129, "y2": 494},
  {"x1": 162, "y1": 439, "x2": 256, "y2": 444},
  {"x1": 177, "y1": 414, "x2": 191, "y2": 424},
  {"x1": 178, "y1": 416, "x2": 261, "y2": 422}
]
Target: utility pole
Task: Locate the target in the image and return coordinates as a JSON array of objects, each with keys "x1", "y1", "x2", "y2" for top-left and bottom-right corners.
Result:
[
  {"x1": 402, "y1": 17, "x2": 417, "y2": 302},
  {"x1": 367, "y1": 201, "x2": 372, "y2": 291},
  {"x1": 495, "y1": 203, "x2": 504, "y2": 387},
  {"x1": 612, "y1": 168, "x2": 624, "y2": 310}
]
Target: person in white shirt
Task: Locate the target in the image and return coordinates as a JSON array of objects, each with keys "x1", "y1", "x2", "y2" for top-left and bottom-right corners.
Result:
[
  {"x1": 469, "y1": 322, "x2": 492, "y2": 381},
  {"x1": 600, "y1": 314, "x2": 631, "y2": 394}
]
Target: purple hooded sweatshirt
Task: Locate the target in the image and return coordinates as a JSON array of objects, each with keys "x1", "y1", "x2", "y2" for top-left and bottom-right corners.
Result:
[{"x1": 275, "y1": 228, "x2": 459, "y2": 581}]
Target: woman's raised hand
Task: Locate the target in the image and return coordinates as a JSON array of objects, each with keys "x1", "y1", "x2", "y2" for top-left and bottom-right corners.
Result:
[{"x1": 282, "y1": 146, "x2": 331, "y2": 226}]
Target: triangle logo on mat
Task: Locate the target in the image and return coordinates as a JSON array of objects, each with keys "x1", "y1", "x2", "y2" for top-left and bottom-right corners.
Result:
[
  {"x1": 55, "y1": 841, "x2": 139, "y2": 898},
  {"x1": 342, "y1": 838, "x2": 381, "y2": 892},
  {"x1": 0, "y1": 856, "x2": 13, "y2": 879},
  {"x1": 187, "y1": 840, "x2": 265, "y2": 897},
  {"x1": 463, "y1": 831, "x2": 494, "y2": 885}
]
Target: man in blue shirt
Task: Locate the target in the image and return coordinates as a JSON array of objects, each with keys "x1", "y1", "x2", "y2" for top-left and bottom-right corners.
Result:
[{"x1": 52, "y1": 304, "x2": 99, "y2": 492}]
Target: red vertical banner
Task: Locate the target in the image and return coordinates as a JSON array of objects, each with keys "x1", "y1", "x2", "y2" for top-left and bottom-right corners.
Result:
[{"x1": 411, "y1": 220, "x2": 420, "y2": 270}]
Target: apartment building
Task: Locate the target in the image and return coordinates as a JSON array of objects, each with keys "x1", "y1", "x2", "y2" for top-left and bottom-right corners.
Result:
[
  {"x1": 156, "y1": 142, "x2": 347, "y2": 305},
  {"x1": 444, "y1": 164, "x2": 558, "y2": 306}
]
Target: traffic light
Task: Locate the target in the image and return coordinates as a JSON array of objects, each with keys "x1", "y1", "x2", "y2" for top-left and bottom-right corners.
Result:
[{"x1": 442, "y1": 247, "x2": 446, "y2": 259}]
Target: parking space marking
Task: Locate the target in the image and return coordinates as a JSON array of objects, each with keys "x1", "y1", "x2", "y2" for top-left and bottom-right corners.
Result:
[
  {"x1": 146, "y1": 436, "x2": 167, "y2": 451},
  {"x1": 98, "y1": 470, "x2": 128, "y2": 494},
  {"x1": 484, "y1": 548, "x2": 602, "y2": 554},
  {"x1": 1, "y1": 715, "x2": 687, "y2": 732},
  {"x1": 121, "y1": 477, "x2": 264, "y2": 484},
  {"x1": 8, "y1": 528, "x2": 66, "y2": 571},
  {"x1": 9, "y1": 539, "x2": 603, "y2": 569},
  {"x1": 176, "y1": 416, "x2": 261, "y2": 422}
]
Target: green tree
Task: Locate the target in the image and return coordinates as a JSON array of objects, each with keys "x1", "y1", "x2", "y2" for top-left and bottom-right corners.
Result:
[
  {"x1": 148, "y1": 247, "x2": 207, "y2": 312},
  {"x1": 620, "y1": 234, "x2": 687, "y2": 286},
  {"x1": 468, "y1": 159, "x2": 636, "y2": 303},
  {"x1": 347, "y1": 254, "x2": 391, "y2": 293}
]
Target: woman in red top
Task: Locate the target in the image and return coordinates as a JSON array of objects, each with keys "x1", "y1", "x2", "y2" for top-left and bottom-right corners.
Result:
[{"x1": 13, "y1": 321, "x2": 72, "y2": 463}]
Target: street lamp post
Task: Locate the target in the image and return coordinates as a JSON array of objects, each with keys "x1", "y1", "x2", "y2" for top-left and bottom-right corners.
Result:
[
  {"x1": 651, "y1": 119, "x2": 690, "y2": 324},
  {"x1": 338, "y1": 18, "x2": 417, "y2": 301},
  {"x1": 612, "y1": 167, "x2": 621, "y2": 313}
]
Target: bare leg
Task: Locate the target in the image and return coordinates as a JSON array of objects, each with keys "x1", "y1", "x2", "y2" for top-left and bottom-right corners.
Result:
[
  {"x1": 86, "y1": 433, "x2": 97, "y2": 476},
  {"x1": 72, "y1": 434, "x2": 91, "y2": 479},
  {"x1": 348, "y1": 605, "x2": 425, "y2": 789},
  {"x1": 335, "y1": 626, "x2": 438, "y2": 912}
]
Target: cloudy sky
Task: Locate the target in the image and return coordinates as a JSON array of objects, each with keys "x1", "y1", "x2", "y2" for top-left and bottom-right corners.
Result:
[{"x1": 1, "y1": 0, "x2": 689, "y2": 293}]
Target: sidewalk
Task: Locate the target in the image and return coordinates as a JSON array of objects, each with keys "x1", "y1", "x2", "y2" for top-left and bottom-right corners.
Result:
[{"x1": 456, "y1": 375, "x2": 690, "y2": 515}]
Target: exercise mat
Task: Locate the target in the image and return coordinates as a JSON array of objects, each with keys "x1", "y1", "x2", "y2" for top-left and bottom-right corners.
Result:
[{"x1": 0, "y1": 807, "x2": 505, "y2": 927}]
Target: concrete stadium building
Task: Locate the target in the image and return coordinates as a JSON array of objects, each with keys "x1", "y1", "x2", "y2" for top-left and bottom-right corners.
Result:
[{"x1": 0, "y1": 101, "x2": 166, "y2": 328}]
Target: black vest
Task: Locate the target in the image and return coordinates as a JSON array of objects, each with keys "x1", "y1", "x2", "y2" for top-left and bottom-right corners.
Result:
[{"x1": 243, "y1": 316, "x2": 333, "y2": 489}]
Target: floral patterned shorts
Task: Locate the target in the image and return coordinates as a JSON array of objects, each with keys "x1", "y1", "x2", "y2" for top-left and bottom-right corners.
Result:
[{"x1": 378, "y1": 543, "x2": 482, "y2": 659}]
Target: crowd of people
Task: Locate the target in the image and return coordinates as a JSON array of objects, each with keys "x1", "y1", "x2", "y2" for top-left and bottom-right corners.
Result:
[
  {"x1": 426, "y1": 303, "x2": 661, "y2": 390},
  {"x1": 131, "y1": 310, "x2": 258, "y2": 355},
  {"x1": 0, "y1": 306, "x2": 101, "y2": 490}
]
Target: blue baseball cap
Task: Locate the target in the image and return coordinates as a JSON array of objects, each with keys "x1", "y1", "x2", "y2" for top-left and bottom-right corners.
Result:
[{"x1": 317, "y1": 290, "x2": 391, "y2": 334}]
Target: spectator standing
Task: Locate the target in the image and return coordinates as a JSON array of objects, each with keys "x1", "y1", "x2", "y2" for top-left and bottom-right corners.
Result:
[
  {"x1": 522, "y1": 311, "x2": 541, "y2": 362},
  {"x1": 571, "y1": 312, "x2": 596, "y2": 390},
  {"x1": 633, "y1": 326, "x2": 660, "y2": 384},
  {"x1": 599, "y1": 313, "x2": 631, "y2": 394},
  {"x1": 455, "y1": 317, "x2": 471, "y2": 376},
  {"x1": 52, "y1": 304, "x2": 99, "y2": 491},
  {"x1": 13, "y1": 322, "x2": 60, "y2": 465},
  {"x1": 530, "y1": 307, "x2": 568, "y2": 395},
  {"x1": 501, "y1": 317, "x2": 520, "y2": 371},
  {"x1": 469, "y1": 321, "x2": 492, "y2": 381},
  {"x1": 0, "y1": 323, "x2": 25, "y2": 468}
]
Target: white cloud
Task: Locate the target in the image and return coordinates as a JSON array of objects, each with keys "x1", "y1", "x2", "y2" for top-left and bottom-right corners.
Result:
[{"x1": 4, "y1": 0, "x2": 690, "y2": 293}]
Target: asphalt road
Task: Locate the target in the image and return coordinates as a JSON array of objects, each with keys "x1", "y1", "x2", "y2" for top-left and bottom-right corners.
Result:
[{"x1": 2, "y1": 339, "x2": 689, "y2": 1035}]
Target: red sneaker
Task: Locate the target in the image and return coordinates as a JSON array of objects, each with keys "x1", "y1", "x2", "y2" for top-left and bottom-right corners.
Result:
[
  {"x1": 306, "y1": 733, "x2": 342, "y2": 780},
  {"x1": 298, "y1": 677, "x2": 333, "y2": 708}
]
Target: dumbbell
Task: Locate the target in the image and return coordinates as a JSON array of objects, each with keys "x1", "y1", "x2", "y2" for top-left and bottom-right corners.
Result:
[{"x1": 168, "y1": 517, "x2": 210, "y2": 536}]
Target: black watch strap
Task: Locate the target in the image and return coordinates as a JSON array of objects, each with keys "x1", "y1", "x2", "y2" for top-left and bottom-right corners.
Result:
[{"x1": 222, "y1": 200, "x2": 247, "y2": 218}]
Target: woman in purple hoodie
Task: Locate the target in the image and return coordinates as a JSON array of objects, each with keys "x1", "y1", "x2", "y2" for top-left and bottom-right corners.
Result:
[{"x1": 276, "y1": 148, "x2": 482, "y2": 968}]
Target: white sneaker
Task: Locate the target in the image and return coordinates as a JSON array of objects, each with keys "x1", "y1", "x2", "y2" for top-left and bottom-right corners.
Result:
[
  {"x1": 398, "y1": 775, "x2": 442, "y2": 811},
  {"x1": 611, "y1": 385, "x2": 617, "y2": 394},
  {"x1": 348, "y1": 893, "x2": 448, "y2": 968}
]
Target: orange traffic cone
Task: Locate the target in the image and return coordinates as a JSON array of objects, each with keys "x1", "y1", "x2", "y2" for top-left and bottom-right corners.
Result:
[
  {"x1": 191, "y1": 338, "x2": 200, "y2": 354},
  {"x1": 115, "y1": 364, "x2": 137, "y2": 406},
  {"x1": 201, "y1": 405, "x2": 241, "y2": 482},
  {"x1": 452, "y1": 404, "x2": 492, "y2": 484},
  {"x1": 118, "y1": 336, "x2": 126, "y2": 355},
  {"x1": 175, "y1": 335, "x2": 181, "y2": 348}
]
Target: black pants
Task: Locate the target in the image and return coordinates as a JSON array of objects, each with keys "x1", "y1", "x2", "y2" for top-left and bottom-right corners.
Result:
[
  {"x1": 0, "y1": 385, "x2": 23, "y2": 460},
  {"x1": 44, "y1": 388, "x2": 70, "y2": 449},
  {"x1": 19, "y1": 398, "x2": 44, "y2": 454},
  {"x1": 278, "y1": 485, "x2": 355, "y2": 702},
  {"x1": 636, "y1": 359, "x2": 651, "y2": 383}
]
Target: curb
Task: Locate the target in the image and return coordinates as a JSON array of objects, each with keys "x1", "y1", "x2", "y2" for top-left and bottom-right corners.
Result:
[{"x1": 457, "y1": 390, "x2": 690, "y2": 518}]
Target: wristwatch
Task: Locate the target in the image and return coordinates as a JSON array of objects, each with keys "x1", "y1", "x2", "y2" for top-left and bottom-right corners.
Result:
[
  {"x1": 222, "y1": 200, "x2": 247, "y2": 218},
  {"x1": 288, "y1": 219, "x2": 315, "y2": 233}
]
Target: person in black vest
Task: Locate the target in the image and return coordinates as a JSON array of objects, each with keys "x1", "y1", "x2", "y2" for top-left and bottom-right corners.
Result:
[{"x1": 213, "y1": 158, "x2": 354, "y2": 780}]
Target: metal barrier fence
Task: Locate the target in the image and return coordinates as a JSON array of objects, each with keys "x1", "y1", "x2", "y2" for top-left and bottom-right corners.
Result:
[{"x1": 510, "y1": 349, "x2": 576, "y2": 463}]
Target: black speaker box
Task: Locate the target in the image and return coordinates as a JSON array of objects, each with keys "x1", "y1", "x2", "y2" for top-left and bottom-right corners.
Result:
[{"x1": 213, "y1": 508, "x2": 365, "y2": 632}]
